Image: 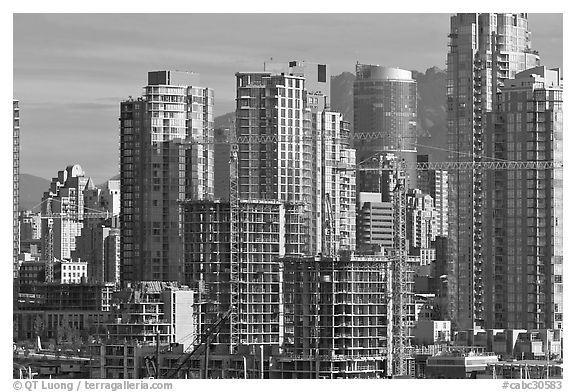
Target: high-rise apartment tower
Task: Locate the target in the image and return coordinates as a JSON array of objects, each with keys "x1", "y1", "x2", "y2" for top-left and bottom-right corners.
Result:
[
  {"x1": 484, "y1": 66, "x2": 562, "y2": 330},
  {"x1": 120, "y1": 71, "x2": 214, "y2": 283},
  {"x1": 235, "y1": 65, "x2": 355, "y2": 255},
  {"x1": 446, "y1": 13, "x2": 540, "y2": 328}
]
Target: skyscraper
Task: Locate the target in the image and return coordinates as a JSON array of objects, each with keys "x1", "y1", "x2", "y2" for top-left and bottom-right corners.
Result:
[
  {"x1": 446, "y1": 13, "x2": 540, "y2": 329},
  {"x1": 120, "y1": 71, "x2": 214, "y2": 283},
  {"x1": 228, "y1": 63, "x2": 356, "y2": 350},
  {"x1": 484, "y1": 66, "x2": 562, "y2": 329},
  {"x1": 353, "y1": 64, "x2": 418, "y2": 191},
  {"x1": 13, "y1": 99, "x2": 20, "y2": 279},
  {"x1": 42, "y1": 164, "x2": 93, "y2": 264},
  {"x1": 235, "y1": 66, "x2": 355, "y2": 255},
  {"x1": 235, "y1": 71, "x2": 310, "y2": 255}
]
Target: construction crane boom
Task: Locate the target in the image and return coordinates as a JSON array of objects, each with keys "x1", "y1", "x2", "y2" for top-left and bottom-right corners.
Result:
[
  {"x1": 354, "y1": 160, "x2": 561, "y2": 171},
  {"x1": 183, "y1": 131, "x2": 424, "y2": 145},
  {"x1": 168, "y1": 308, "x2": 233, "y2": 378}
]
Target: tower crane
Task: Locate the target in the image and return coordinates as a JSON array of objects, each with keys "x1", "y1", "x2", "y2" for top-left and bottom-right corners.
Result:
[
  {"x1": 348, "y1": 150, "x2": 562, "y2": 377},
  {"x1": 193, "y1": 129, "x2": 562, "y2": 375}
]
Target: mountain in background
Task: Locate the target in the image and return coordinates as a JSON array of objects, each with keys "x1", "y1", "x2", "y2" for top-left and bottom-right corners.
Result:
[
  {"x1": 19, "y1": 173, "x2": 123, "y2": 212},
  {"x1": 330, "y1": 67, "x2": 448, "y2": 162},
  {"x1": 97, "y1": 174, "x2": 120, "y2": 189},
  {"x1": 19, "y1": 174, "x2": 51, "y2": 211},
  {"x1": 411, "y1": 67, "x2": 448, "y2": 162},
  {"x1": 211, "y1": 66, "x2": 448, "y2": 198},
  {"x1": 214, "y1": 114, "x2": 234, "y2": 200},
  {"x1": 22, "y1": 70, "x2": 447, "y2": 210},
  {"x1": 330, "y1": 71, "x2": 355, "y2": 125}
]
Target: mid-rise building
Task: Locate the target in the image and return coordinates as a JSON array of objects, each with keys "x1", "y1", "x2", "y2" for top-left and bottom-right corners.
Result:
[
  {"x1": 406, "y1": 189, "x2": 439, "y2": 252},
  {"x1": 104, "y1": 281, "x2": 198, "y2": 348},
  {"x1": 120, "y1": 70, "x2": 214, "y2": 283},
  {"x1": 356, "y1": 192, "x2": 394, "y2": 251},
  {"x1": 74, "y1": 221, "x2": 120, "y2": 286},
  {"x1": 484, "y1": 66, "x2": 562, "y2": 330},
  {"x1": 354, "y1": 64, "x2": 418, "y2": 192},
  {"x1": 447, "y1": 13, "x2": 540, "y2": 329}
]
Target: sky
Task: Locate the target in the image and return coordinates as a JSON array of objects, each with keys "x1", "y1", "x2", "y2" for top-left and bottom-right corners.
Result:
[{"x1": 13, "y1": 13, "x2": 563, "y2": 184}]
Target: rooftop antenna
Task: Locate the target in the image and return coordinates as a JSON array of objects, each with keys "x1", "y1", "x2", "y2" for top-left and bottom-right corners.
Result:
[{"x1": 264, "y1": 57, "x2": 274, "y2": 71}]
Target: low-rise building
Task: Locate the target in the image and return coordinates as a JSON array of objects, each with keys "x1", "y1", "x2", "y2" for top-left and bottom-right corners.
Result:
[
  {"x1": 18, "y1": 257, "x2": 44, "y2": 286},
  {"x1": 16, "y1": 282, "x2": 114, "y2": 312},
  {"x1": 425, "y1": 349, "x2": 499, "y2": 379},
  {"x1": 413, "y1": 320, "x2": 451, "y2": 346},
  {"x1": 13, "y1": 310, "x2": 109, "y2": 342},
  {"x1": 103, "y1": 281, "x2": 198, "y2": 348},
  {"x1": 453, "y1": 328, "x2": 563, "y2": 360},
  {"x1": 54, "y1": 260, "x2": 87, "y2": 284}
]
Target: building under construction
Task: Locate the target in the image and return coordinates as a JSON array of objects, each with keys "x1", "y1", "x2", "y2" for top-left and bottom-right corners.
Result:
[
  {"x1": 181, "y1": 199, "x2": 287, "y2": 349},
  {"x1": 277, "y1": 253, "x2": 417, "y2": 378},
  {"x1": 104, "y1": 281, "x2": 198, "y2": 348}
]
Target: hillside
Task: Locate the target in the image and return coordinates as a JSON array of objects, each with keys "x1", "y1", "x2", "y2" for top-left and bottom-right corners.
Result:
[
  {"x1": 19, "y1": 173, "x2": 50, "y2": 211},
  {"x1": 330, "y1": 71, "x2": 355, "y2": 126},
  {"x1": 412, "y1": 67, "x2": 448, "y2": 162},
  {"x1": 330, "y1": 67, "x2": 448, "y2": 162}
]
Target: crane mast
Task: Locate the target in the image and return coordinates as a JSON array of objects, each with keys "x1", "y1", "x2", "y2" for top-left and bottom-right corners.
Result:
[
  {"x1": 42, "y1": 199, "x2": 55, "y2": 283},
  {"x1": 229, "y1": 129, "x2": 240, "y2": 355},
  {"x1": 392, "y1": 161, "x2": 408, "y2": 376}
]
